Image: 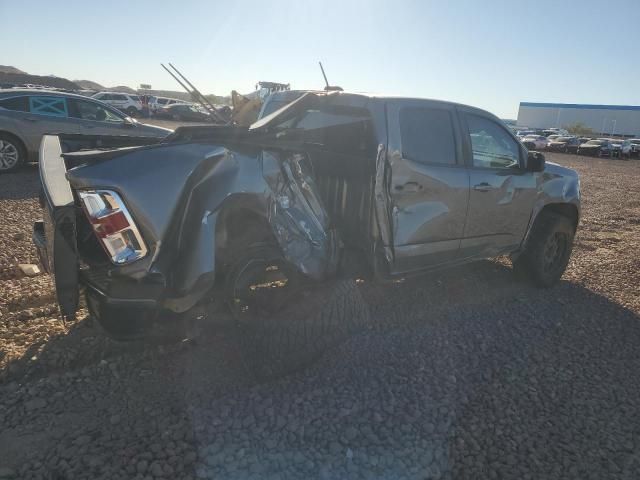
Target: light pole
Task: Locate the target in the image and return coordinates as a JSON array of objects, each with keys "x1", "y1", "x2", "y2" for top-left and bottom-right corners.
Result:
[{"x1": 611, "y1": 119, "x2": 617, "y2": 137}]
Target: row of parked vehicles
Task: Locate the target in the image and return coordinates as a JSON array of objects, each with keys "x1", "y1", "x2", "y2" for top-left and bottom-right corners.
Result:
[
  {"x1": 515, "y1": 128, "x2": 640, "y2": 158},
  {"x1": 90, "y1": 91, "x2": 230, "y2": 122}
]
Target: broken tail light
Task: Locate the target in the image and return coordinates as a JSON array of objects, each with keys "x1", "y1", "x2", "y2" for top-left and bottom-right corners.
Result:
[{"x1": 78, "y1": 190, "x2": 148, "y2": 265}]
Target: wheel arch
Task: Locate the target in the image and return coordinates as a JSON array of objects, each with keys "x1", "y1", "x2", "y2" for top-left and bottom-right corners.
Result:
[
  {"x1": 0, "y1": 130, "x2": 28, "y2": 161},
  {"x1": 517, "y1": 201, "x2": 579, "y2": 257},
  {"x1": 538, "y1": 203, "x2": 579, "y2": 232}
]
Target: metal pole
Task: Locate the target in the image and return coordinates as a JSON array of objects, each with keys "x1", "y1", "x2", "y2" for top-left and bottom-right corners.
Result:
[
  {"x1": 161, "y1": 63, "x2": 193, "y2": 98},
  {"x1": 612, "y1": 119, "x2": 617, "y2": 137},
  {"x1": 168, "y1": 63, "x2": 226, "y2": 123},
  {"x1": 319, "y1": 62, "x2": 329, "y2": 89}
]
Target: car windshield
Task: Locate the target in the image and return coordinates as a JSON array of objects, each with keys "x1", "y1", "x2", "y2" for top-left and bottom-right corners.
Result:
[
  {"x1": 556, "y1": 136, "x2": 573, "y2": 141},
  {"x1": 586, "y1": 140, "x2": 603, "y2": 145}
]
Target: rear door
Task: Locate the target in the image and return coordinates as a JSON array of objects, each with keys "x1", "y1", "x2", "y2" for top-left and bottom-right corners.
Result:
[
  {"x1": 17, "y1": 96, "x2": 86, "y2": 151},
  {"x1": 459, "y1": 110, "x2": 537, "y2": 257},
  {"x1": 386, "y1": 99, "x2": 470, "y2": 274}
]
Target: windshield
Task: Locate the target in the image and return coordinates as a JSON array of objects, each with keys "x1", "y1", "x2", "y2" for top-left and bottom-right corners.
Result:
[
  {"x1": 556, "y1": 136, "x2": 573, "y2": 142},
  {"x1": 586, "y1": 140, "x2": 603, "y2": 145}
]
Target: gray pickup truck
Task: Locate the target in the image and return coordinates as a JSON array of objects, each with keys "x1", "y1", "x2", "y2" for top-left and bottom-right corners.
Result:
[{"x1": 34, "y1": 91, "x2": 580, "y2": 375}]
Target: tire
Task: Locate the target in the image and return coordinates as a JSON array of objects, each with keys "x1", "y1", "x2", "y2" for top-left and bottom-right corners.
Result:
[
  {"x1": 126, "y1": 107, "x2": 138, "y2": 118},
  {"x1": 513, "y1": 212, "x2": 575, "y2": 288},
  {"x1": 0, "y1": 133, "x2": 26, "y2": 173},
  {"x1": 226, "y1": 245, "x2": 369, "y2": 379}
]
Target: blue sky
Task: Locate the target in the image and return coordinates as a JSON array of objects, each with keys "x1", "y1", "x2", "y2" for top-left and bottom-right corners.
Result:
[{"x1": 1, "y1": 0, "x2": 639, "y2": 118}]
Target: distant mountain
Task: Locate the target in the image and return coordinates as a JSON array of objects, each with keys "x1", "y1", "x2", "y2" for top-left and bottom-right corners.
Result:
[
  {"x1": 0, "y1": 71, "x2": 79, "y2": 90},
  {"x1": 74, "y1": 79, "x2": 105, "y2": 91},
  {"x1": 0, "y1": 65, "x2": 27, "y2": 74},
  {"x1": 2, "y1": 66, "x2": 229, "y2": 103}
]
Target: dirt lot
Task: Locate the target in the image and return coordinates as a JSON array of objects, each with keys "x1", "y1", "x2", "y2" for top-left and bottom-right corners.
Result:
[{"x1": 1, "y1": 153, "x2": 639, "y2": 479}]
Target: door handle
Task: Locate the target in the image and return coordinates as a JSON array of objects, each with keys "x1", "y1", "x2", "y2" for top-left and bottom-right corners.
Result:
[
  {"x1": 394, "y1": 182, "x2": 422, "y2": 192},
  {"x1": 473, "y1": 182, "x2": 494, "y2": 192}
]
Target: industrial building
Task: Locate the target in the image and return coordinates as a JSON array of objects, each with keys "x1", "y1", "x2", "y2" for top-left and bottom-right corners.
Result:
[{"x1": 517, "y1": 102, "x2": 640, "y2": 137}]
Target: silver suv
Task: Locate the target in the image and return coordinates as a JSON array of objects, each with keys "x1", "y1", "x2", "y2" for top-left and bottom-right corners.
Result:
[
  {"x1": 0, "y1": 89, "x2": 172, "y2": 172},
  {"x1": 92, "y1": 91, "x2": 143, "y2": 117}
]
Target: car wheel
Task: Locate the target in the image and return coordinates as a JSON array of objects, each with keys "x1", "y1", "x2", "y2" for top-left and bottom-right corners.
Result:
[
  {"x1": 226, "y1": 245, "x2": 369, "y2": 379},
  {"x1": 512, "y1": 212, "x2": 575, "y2": 288},
  {"x1": 0, "y1": 134, "x2": 26, "y2": 173},
  {"x1": 126, "y1": 107, "x2": 138, "y2": 118}
]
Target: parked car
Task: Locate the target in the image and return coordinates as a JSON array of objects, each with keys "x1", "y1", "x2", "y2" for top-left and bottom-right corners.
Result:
[
  {"x1": 522, "y1": 134, "x2": 548, "y2": 150},
  {"x1": 154, "y1": 103, "x2": 215, "y2": 122},
  {"x1": 630, "y1": 139, "x2": 640, "y2": 157},
  {"x1": 516, "y1": 129, "x2": 536, "y2": 139},
  {"x1": 149, "y1": 97, "x2": 184, "y2": 114},
  {"x1": 33, "y1": 91, "x2": 580, "y2": 376},
  {"x1": 546, "y1": 136, "x2": 581, "y2": 154},
  {"x1": 92, "y1": 92, "x2": 143, "y2": 117},
  {"x1": 577, "y1": 139, "x2": 612, "y2": 157},
  {"x1": 0, "y1": 89, "x2": 172, "y2": 172},
  {"x1": 543, "y1": 128, "x2": 569, "y2": 137},
  {"x1": 610, "y1": 139, "x2": 632, "y2": 159}
]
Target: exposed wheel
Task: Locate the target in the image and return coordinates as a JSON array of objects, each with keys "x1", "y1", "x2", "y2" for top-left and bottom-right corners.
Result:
[
  {"x1": 0, "y1": 133, "x2": 26, "y2": 173},
  {"x1": 226, "y1": 245, "x2": 369, "y2": 379},
  {"x1": 126, "y1": 107, "x2": 138, "y2": 118},
  {"x1": 513, "y1": 212, "x2": 575, "y2": 288}
]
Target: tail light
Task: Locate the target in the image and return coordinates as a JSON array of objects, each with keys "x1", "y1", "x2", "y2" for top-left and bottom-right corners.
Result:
[{"x1": 78, "y1": 190, "x2": 148, "y2": 265}]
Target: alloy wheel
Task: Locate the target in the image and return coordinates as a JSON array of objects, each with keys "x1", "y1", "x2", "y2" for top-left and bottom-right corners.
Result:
[{"x1": 0, "y1": 140, "x2": 19, "y2": 170}]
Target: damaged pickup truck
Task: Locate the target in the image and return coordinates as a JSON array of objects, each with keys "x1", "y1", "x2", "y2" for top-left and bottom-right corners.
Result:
[{"x1": 34, "y1": 92, "x2": 580, "y2": 375}]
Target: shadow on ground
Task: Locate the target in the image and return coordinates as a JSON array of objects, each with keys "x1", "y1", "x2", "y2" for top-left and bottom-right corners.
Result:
[{"x1": 3, "y1": 261, "x2": 640, "y2": 478}]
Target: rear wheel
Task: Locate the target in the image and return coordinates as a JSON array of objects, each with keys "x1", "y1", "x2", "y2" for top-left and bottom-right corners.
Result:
[
  {"x1": 126, "y1": 107, "x2": 138, "y2": 118},
  {"x1": 0, "y1": 134, "x2": 26, "y2": 173},
  {"x1": 226, "y1": 245, "x2": 368, "y2": 379},
  {"x1": 513, "y1": 212, "x2": 575, "y2": 287}
]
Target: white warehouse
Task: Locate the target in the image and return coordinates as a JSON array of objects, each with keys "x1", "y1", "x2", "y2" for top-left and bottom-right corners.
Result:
[{"x1": 517, "y1": 102, "x2": 640, "y2": 137}]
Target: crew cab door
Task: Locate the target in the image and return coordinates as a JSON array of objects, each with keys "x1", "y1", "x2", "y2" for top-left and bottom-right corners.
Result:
[
  {"x1": 386, "y1": 100, "x2": 470, "y2": 274},
  {"x1": 458, "y1": 109, "x2": 537, "y2": 257}
]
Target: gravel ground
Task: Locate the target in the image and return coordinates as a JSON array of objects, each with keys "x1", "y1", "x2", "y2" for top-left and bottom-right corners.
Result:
[{"x1": 1, "y1": 154, "x2": 639, "y2": 479}]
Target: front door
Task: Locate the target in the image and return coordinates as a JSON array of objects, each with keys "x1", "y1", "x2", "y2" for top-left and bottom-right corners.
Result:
[
  {"x1": 386, "y1": 100, "x2": 470, "y2": 274},
  {"x1": 459, "y1": 110, "x2": 538, "y2": 257}
]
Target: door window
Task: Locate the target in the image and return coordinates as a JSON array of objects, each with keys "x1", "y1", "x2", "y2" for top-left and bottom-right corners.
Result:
[
  {"x1": 466, "y1": 114, "x2": 520, "y2": 169},
  {"x1": 399, "y1": 107, "x2": 457, "y2": 165},
  {"x1": 29, "y1": 96, "x2": 68, "y2": 117},
  {"x1": 111, "y1": 94, "x2": 127, "y2": 101},
  {"x1": 0, "y1": 96, "x2": 29, "y2": 112},
  {"x1": 68, "y1": 99, "x2": 123, "y2": 123}
]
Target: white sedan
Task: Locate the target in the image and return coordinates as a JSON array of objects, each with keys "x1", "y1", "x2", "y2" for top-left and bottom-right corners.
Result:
[{"x1": 522, "y1": 135, "x2": 548, "y2": 150}]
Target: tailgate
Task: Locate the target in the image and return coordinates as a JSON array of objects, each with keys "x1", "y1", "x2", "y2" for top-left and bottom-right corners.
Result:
[{"x1": 34, "y1": 135, "x2": 79, "y2": 318}]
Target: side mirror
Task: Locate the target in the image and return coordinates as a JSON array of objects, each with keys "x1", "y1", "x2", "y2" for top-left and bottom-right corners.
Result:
[{"x1": 526, "y1": 151, "x2": 545, "y2": 172}]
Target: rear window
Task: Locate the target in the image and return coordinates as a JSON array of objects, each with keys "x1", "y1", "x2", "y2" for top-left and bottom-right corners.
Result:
[
  {"x1": 157, "y1": 99, "x2": 167, "y2": 105},
  {"x1": 29, "y1": 96, "x2": 68, "y2": 117},
  {"x1": 111, "y1": 94, "x2": 127, "y2": 101},
  {"x1": 399, "y1": 107, "x2": 457, "y2": 165},
  {"x1": 0, "y1": 96, "x2": 29, "y2": 112}
]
